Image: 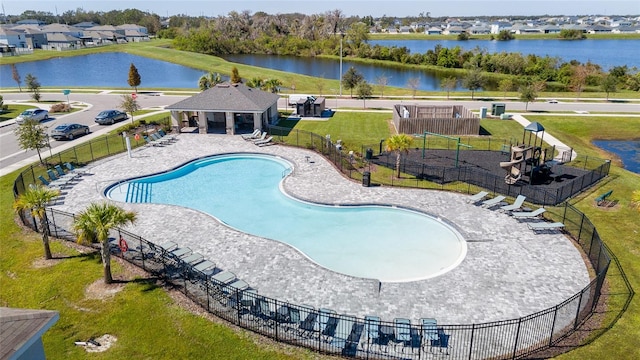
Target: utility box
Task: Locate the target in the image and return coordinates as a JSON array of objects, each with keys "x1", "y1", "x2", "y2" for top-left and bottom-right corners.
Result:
[
  {"x1": 491, "y1": 103, "x2": 506, "y2": 116},
  {"x1": 500, "y1": 113, "x2": 510, "y2": 120},
  {"x1": 480, "y1": 107, "x2": 487, "y2": 119},
  {"x1": 362, "y1": 171, "x2": 371, "y2": 187},
  {"x1": 365, "y1": 148, "x2": 373, "y2": 160}
]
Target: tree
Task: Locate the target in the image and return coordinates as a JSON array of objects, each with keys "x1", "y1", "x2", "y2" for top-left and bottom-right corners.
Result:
[
  {"x1": 73, "y1": 202, "x2": 137, "y2": 284},
  {"x1": 498, "y1": 78, "x2": 514, "y2": 99},
  {"x1": 198, "y1": 72, "x2": 222, "y2": 90},
  {"x1": 462, "y1": 69, "x2": 484, "y2": 100},
  {"x1": 11, "y1": 64, "x2": 22, "y2": 92},
  {"x1": 519, "y1": 85, "x2": 537, "y2": 111},
  {"x1": 25, "y1": 73, "x2": 41, "y2": 102},
  {"x1": 375, "y1": 74, "x2": 389, "y2": 98},
  {"x1": 407, "y1": 77, "x2": 421, "y2": 99},
  {"x1": 263, "y1": 78, "x2": 283, "y2": 93},
  {"x1": 496, "y1": 30, "x2": 514, "y2": 40},
  {"x1": 457, "y1": 32, "x2": 470, "y2": 40},
  {"x1": 128, "y1": 63, "x2": 141, "y2": 93},
  {"x1": 14, "y1": 120, "x2": 49, "y2": 165},
  {"x1": 440, "y1": 77, "x2": 457, "y2": 100},
  {"x1": 231, "y1": 66, "x2": 242, "y2": 84},
  {"x1": 569, "y1": 64, "x2": 589, "y2": 100},
  {"x1": 119, "y1": 94, "x2": 140, "y2": 124},
  {"x1": 600, "y1": 74, "x2": 618, "y2": 101},
  {"x1": 356, "y1": 81, "x2": 373, "y2": 108},
  {"x1": 385, "y1": 134, "x2": 413, "y2": 178},
  {"x1": 246, "y1": 77, "x2": 264, "y2": 89},
  {"x1": 13, "y1": 186, "x2": 61, "y2": 260},
  {"x1": 341, "y1": 66, "x2": 363, "y2": 98}
]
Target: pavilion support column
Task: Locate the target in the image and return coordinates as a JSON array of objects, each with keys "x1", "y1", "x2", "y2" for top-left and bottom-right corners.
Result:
[
  {"x1": 198, "y1": 111, "x2": 206, "y2": 134},
  {"x1": 225, "y1": 112, "x2": 235, "y2": 135},
  {"x1": 254, "y1": 112, "x2": 262, "y2": 132},
  {"x1": 170, "y1": 111, "x2": 180, "y2": 132}
]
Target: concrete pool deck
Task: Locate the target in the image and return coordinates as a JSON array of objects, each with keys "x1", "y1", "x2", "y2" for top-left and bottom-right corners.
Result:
[{"x1": 53, "y1": 134, "x2": 590, "y2": 325}]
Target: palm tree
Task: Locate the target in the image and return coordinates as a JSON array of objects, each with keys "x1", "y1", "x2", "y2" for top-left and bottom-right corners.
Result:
[
  {"x1": 73, "y1": 202, "x2": 137, "y2": 284},
  {"x1": 385, "y1": 134, "x2": 413, "y2": 178},
  {"x1": 13, "y1": 185, "x2": 61, "y2": 259}
]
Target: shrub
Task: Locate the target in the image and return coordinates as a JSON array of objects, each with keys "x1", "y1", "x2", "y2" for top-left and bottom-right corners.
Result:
[{"x1": 49, "y1": 103, "x2": 71, "y2": 113}]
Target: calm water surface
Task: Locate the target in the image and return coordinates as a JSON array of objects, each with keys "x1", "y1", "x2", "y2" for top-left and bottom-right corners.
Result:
[
  {"x1": 593, "y1": 140, "x2": 640, "y2": 174},
  {"x1": 370, "y1": 39, "x2": 639, "y2": 70},
  {"x1": 0, "y1": 53, "x2": 207, "y2": 88}
]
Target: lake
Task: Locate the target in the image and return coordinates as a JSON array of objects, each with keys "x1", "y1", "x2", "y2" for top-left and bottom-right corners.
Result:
[
  {"x1": 2, "y1": 39, "x2": 637, "y2": 91},
  {"x1": 369, "y1": 39, "x2": 639, "y2": 71},
  {"x1": 593, "y1": 140, "x2": 640, "y2": 174},
  {"x1": 0, "y1": 52, "x2": 207, "y2": 88}
]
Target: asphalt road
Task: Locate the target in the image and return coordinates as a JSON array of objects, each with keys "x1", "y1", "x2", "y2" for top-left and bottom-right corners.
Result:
[{"x1": 1, "y1": 91, "x2": 639, "y2": 176}]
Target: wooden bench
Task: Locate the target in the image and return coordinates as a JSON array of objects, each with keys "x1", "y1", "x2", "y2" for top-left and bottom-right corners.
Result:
[{"x1": 595, "y1": 190, "x2": 613, "y2": 206}]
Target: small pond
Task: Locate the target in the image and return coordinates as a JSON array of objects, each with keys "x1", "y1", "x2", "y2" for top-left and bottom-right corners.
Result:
[{"x1": 593, "y1": 140, "x2": 640, "y2": 174}]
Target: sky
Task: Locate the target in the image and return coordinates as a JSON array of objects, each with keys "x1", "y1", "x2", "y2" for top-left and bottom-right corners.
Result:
[{"x1": 2, "y1": 0, "x2": 639, "y2": 18}]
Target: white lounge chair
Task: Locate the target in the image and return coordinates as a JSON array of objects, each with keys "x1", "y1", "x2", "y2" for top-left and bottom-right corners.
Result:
[
  {"x1": 481, "y1": 195, "x2": 506, "y2": 208},
  {"x1": 527, "y1": 222, "x2": 565, "y2": 232},
  {"x1": 511, "y1": 208, "x2": 546, "y2": 219},
  {"x1": 254, "y1": 136, "x2": 273, "y2": 147},
  {"x1": 251, "y1": 132, "x2": 268, "y2": 143},
  {"x1": 242, "y1": 129, "x2": 261, "y2": 140},
  {"x1": 467, "y1": 191, "x2": 489, "y2": 203},
  {"x1": 500, "y1": 195, "x2": 526, "y2": 212}
]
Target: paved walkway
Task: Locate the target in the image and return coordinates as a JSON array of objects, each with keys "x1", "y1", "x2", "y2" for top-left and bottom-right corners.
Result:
[{"x1": 52, "y1": 135, "x2": 589, "y2": 327}]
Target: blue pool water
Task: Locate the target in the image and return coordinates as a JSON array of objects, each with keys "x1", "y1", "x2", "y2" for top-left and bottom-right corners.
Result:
[{"x1": 106, "y1": 154, "x2": 466, "y2": 282}]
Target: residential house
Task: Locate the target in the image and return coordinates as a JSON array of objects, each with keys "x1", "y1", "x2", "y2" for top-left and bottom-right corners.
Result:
[
  {"x1": 425, "y1": 27, "x2": 442, "y2": 35},
  {"x1": 0, "y1": 28, "x2": 26, "y2": 48},
  {"x1": 0, "y1": 307, "x2": 59, "y2": 360}
]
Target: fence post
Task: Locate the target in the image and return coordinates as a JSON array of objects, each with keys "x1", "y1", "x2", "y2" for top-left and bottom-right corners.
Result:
[
  {"x1": 50, "y1": 210, "x2": 58, "y2": 238},
  {"x1": 573, "y1": 289, "x2": 585, "y2": 329},
  {"x1": 274, "y1": 299, "x2": 279, "y2": 341},
  {"x1": 512, "y1": 318, "x2": 523, "y2": 359},
  {"x1": 549, "y1": 305, "x2": 559, "y2": 346},
  {"x1": 89, "y1": 141, "x2": 94, "y2": 160},
  {"x1": 468, "y1": 323, "x2": 475, "y2": 360}
]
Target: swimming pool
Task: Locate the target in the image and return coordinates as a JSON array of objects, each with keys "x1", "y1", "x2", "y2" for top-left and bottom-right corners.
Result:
[{"x1": 106, "y1": 153, "x2": 467, "y2": 282}]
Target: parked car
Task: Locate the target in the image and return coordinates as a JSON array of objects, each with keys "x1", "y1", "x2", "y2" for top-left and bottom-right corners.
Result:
[
  {"x1": 51, "y1": 123, "x2": 90, "y2": 140},
  {"x1": 15, "y1": 109, "x2": 49, "y2": 124},
  {"x1": 95, "y1": 110, "x2": 128, "y2": 125}
]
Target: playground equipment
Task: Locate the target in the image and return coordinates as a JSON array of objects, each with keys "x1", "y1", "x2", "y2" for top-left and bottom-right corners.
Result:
[{"x1": 499, "y1": 122, "x2": 547, "y2": 185}]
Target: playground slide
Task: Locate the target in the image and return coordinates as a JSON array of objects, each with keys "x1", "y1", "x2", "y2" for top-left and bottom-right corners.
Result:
[{"x1": 499, "y1": 159, "x2": 524, "y2": 170}]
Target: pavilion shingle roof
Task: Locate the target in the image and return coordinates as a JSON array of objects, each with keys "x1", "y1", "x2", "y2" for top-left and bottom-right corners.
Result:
[
  {"x1": 0, "y1": 307, "x2": 59, "y2": 360},
  {"x1": 166, "y1": 83, "x2": 280, "y2": 112}
]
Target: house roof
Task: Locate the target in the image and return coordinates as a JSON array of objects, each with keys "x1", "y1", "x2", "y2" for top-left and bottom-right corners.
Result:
[
  {"x1": 41, "y1": 23, "x2": 82, "y2": 33},
  {"x1": 166, "y1": 83, "x2": 280, "y2": 112},
  {"x1": 0, "y1": 307, "x2": 60, "y2": 360},
  {"x1": 46, "y1": 33, "x2": 80, "y2": 42}
]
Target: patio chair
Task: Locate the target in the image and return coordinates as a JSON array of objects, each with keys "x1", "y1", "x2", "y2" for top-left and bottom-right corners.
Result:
[
  {"x1": 315, "y1": 308, "x2": 338, "y2": 340},
  {"x1": 511, "y1": 208, "x2": 546, "y2": 219},
  {"x1": 158, "y1": 129, "x2": 178, "y2": 142},
  {"x1": 467, "y1": 191, "x2": 489, "y2": 203},
  {"x1": 330, "y1": 315, "x2": 356, "y2": 351},
  {"x1": 251, "y1": 132, "x2": 268, "y2": 143},
  {"x1": 297, "y1": 305, "x2": 317, "y2": 336},
  {"x1": 393, "y1": 318, "x2": 412, "y2": 351},
  {"x1": 210, "y1": 270, "x2": 237, "y2": 285},
  {"x1": 255, "y1": 136, "x2": 274, "y2": 147},
  {"x1": 151, "y1": 132, "x2": 171, "y2": 145},
  {"x1": 481, "y1": 195, "x2": 506, "y2": 208},
  {"x1": 143, "y1": 135, "x2": 163, "y2": 147},
  {"x1": 361, "y1": 316, "x2": 381, "y2": 351},
  {"x1": 38, "y1": 175, "x2": 57, "y2": 187},
  {"x1": 527, "y1": 222, "x2": 565, "y2": 233},
  {"x1": 430, "y1": 328, "x2": 450, "y2": 354},
  {"x1": 65, "y1": 162, "x2": 88, "y2": 176},
  {"x1": 499, "y1": 195, "x2": 527, "y2": 212},
  {"x1": 420, "y1": 318, "x2": 437, "y2": 351},
  {"x1": 46, "y1": 169, "x2": 60, "y2": 182},
  {"x1": 242, "y1": 129, "x2": 261, "y2": 140},
  {"x1": 54, "y1": 164, "x2": 67, "y2": 178}
]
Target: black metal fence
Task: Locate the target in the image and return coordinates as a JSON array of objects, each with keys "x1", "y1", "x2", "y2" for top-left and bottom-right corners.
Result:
[
  {"x1": 27, "y1": 203, "x2": 609, "y2": 360},
  {"x1": 13, "y1": 128, "x2": 617, "y2": 359},
  {"x1": 371, "y1": 153, "x2": 610, "y2": 206}
]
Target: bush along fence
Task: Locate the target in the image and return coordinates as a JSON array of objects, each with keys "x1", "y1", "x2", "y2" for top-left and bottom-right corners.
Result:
[{"x1": 13, "y1": 129, "x2": 622, "y2": 359}]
